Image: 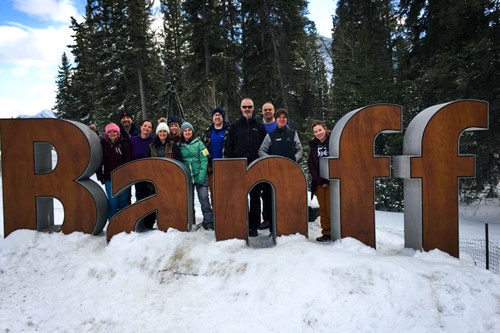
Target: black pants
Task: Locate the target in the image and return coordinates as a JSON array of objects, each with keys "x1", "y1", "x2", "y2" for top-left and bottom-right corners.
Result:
[
  {"x1": 135, "y1": 181, "x2": 156, "y2": 229},
  {"x1": 261, "y1": 182, "x2": 273, "y2": 222},
  {"x1": 248, "y1": 184, "x2": 262, "y2": 231}
]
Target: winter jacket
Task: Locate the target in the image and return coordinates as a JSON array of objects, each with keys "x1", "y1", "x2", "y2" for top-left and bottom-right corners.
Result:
[
  {"x1": 258, "y1": 126, "x2": 303, "y2": 162},
  {"x1": 148, "y1": 136, "x2": 183, "y2": 161},
  {"x1": 307, "y1": 134, "x2": 330, "y2": 199},
  {"x1": 169, "y1": 133, "x2": 182, "y2": 146},
  {"x1": 119, "y1": 122, "x2": 139, "y2": 141},
  {"x1": 96, "y1": 136, "x2": 132, "y2": 182},
  {"x1": 180, "y1": 137, "x2": 210, "y2": 185},
  {"x1": 201, "y1": 122, "x2": 231, "y2": 171},
  {"x1": 225, "y1": 115, "x2": 267, "y2": 163},
  {"x1": 129, "y1": 135, "x2": 154, "y2": 160}
]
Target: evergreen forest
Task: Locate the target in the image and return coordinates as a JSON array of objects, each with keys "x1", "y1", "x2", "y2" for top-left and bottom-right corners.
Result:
[{"x1": 54, "y1": 0, "x2": 500, "y2": 210}]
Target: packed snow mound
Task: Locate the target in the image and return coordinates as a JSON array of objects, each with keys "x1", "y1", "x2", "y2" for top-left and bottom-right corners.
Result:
[{"x1": 0, "y1": 228, "x2": 499, "y2": 332}]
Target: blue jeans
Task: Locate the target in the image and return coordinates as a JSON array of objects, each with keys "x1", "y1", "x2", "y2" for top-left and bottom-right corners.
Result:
[
  {"x1": 105, "y1": 180, "x2": 130, "y2": 220},
  {"x1": 195, "y1": 184, "x2": 213, "y2": 223}
]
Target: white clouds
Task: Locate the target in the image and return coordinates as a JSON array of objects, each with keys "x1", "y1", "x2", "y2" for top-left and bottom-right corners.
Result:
[
  {"x1": 0, "y1": 24, "x2": 73, "y2": 67},
  {"x1": 0, "y1": 1, "x2": 80, "y2": 117},
  {"x1": 0, "y1": 65, "x2": 58, "y2": 118},
  {"x1": 12, "y1": 0, "x2": 79, "y2": 23},
  {"x1": 0, "y1": 23, "x2": 73, "y2": 117}
]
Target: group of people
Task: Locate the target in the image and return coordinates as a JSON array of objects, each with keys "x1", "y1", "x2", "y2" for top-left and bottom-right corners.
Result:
[{"x1": 95, "y1": 98, "x2": 333, "y2": 242}]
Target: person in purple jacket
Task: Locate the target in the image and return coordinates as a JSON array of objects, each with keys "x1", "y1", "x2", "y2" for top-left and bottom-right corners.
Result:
[{"x1": 129, "y1": 119, "x2": 155, "y2": 229}]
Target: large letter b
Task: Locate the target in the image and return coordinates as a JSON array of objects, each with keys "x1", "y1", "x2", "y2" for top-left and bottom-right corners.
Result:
[{"x1": 0, "y1": 119, "x2": 106, "y2": 237}]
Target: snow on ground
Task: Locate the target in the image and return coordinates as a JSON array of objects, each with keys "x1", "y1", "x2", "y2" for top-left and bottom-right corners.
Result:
[{"x1": 1, "y1": 172, "x2": 500, "y2": 331}]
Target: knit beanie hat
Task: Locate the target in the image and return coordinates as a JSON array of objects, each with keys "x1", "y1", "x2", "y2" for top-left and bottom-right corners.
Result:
[
  {"x1": 180, "y1": 122, "x2": 194, "y2": 133},
  {"x1": 105, "y1": 123, "x2": 120, "y2": 136},
  {"x1": 119, "y1": 111, "x2": 133, "y2": 120},
  {"x1": 275, "y1": 108, "x2": 289, "y2": 119},
  {"x1": 212, "y1": 108, "x2": 225, "y2": 118},
  {"x1": 156, "y1": 118, "x2": 170, "y2": 135},
  {"x1": 168, "y1": 116, "x2": 181, "y2": 126}
]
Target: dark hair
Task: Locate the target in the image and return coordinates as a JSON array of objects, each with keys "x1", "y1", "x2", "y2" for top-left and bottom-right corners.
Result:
[{"x1": 140, "y1": 119, "x2": 153, "y2": 127}]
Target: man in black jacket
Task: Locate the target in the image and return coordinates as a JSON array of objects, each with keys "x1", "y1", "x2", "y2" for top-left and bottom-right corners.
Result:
[{"x1": 226, "y1": 98, "x2": 267, "y2": 237}]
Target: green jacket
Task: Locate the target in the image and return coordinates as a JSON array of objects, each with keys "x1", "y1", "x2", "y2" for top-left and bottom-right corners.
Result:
[{"x1": 180, "y1": 137, "x2": 209, "y2": 185}]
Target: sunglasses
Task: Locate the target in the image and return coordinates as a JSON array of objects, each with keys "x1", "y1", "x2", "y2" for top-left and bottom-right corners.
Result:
[
  {"x1": 263, "y1": 108, "x2": 273, "y2": 111},
  {"x1": 241, "y1": 105, "x2": 253, "y2": 109}
]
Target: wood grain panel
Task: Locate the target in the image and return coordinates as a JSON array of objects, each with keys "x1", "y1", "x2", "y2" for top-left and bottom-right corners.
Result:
[
  {"x1": 107, "y1": 158, "x2": 192, "y2": 242},
  {"x1": 0, "y1": 119, "x2": 105, "y2": 237},
  {"x1": 409, "y1": 100, "x2": 488, "y2": 257},
  {"x1": 213, "y1": 157, "x2": 307, "y2": 242},
  {"x1": 328, "y1": 104, "x2": 402, "y2": 247}
]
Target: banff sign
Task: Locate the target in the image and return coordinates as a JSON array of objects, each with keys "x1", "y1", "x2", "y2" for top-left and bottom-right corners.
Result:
[{"x1": 0, "y1": 100, "x2": 489, "y2": 258}]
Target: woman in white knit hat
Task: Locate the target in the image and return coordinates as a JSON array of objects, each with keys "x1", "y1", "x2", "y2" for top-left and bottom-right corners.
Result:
[{"x1": 148, "y1": 118, "x2": 182, "y2": 160}]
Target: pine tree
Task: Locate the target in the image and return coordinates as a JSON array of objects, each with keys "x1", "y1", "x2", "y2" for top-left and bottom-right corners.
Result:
[
  {"x1": 54, "y1": 52, "x2": 80, "y2": 121},
  {"x1": 330, "y1": 0, "x2": 401, "y2": 210},
  {"x1": 62, "y1": 0, "x2": 164, "y2": 127},
  {"x1": 181, "y1": 0, "x2": 242, "y2": 127},
  {"x1": 240, "y1": 0, "x2": 316, "y2": 128},
  {"x1": 397, "y1": 0, "x2": 500, "y2": 200},
  {"x1": 160, "y1": 0, "x2": 187, "y2": 120},
  {"x1": 331, "y1": 0, "x2": 396, "y2": 116}
]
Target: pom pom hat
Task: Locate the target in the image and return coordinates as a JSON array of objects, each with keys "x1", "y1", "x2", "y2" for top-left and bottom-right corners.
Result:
[{"x1": 156, "y1": 123, "x2": 170, "y2": 135}]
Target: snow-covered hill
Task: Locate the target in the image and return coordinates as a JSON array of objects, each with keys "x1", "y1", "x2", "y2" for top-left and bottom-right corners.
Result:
[{"x1": 1, "y1": 174, "x2": 500, "y2": 331}]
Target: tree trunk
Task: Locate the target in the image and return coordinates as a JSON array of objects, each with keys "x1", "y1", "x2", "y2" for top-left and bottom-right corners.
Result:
[{"x1": 138, "y1": 68, "x2": 147, "y2": 119}]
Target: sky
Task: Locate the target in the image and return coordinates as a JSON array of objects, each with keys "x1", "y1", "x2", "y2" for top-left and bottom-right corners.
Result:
[
  {"x1": 1, "y1": 169, "x2": 500, "y2": 331},
  {"x1": 0, "y1": 0, "x2": 336, "y2": 119}
]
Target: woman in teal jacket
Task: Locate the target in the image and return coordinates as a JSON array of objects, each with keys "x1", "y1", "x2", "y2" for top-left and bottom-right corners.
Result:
[{"x1": 180, "y1": 122, "x2": 214, "y2": 230}]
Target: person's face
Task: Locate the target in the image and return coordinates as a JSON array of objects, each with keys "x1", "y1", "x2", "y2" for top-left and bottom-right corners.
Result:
[
  {"x1": 212, "y1": 112, "x2": 223, "y2": 126},
  {"x1": 140, "y1": 121, "x2": 153, "y2": 137},
  {"x1": 313, "y1": 124, "x2": 327, "y2": 142},
  {"x1": 183, "y1": 128, "x2": 193, "y2": 139},
  {"x1": 262, "y1": 103, "x2": 275, "y2": 121},
  {"x1": 121, "y1": 116, "x2": 132, "y2": 127},
  {"x1": 107, "y1": 130, "x2": 119, "y2": 141},
  {"x1": 276, "y1": 114, "x2": 287, "y2": 128},
  {"x1": 158, "y1": 129, "x2": 168, "y2": 141},
  {"x1": 240, "y1": 99, "x2": 254, "y2": 119},
  {"x1": 169, "y1": 123, "x2": 180, "y2": 135}
]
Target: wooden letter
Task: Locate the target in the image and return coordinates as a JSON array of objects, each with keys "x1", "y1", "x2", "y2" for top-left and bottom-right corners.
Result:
[
  {"x1": 107, "y1": 158, "x2": 193, "y2": 242},
  {"x1": 213, "y1": 157, "x2": 308, "y2": 242},
  {"x1": 394, "y1": 100, "x2": 488, "y2": 257},
  {"x1": 320, "y1": 104, "x2": 402, "y2": 247},
  {"x1": 0, "y1": 119, "x2": 106, "y2": 237}
]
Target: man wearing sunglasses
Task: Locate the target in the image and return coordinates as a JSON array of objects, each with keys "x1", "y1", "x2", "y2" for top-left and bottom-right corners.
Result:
[{"x1": 226, "y1": 98, "x2": 267, "y2": 237}]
